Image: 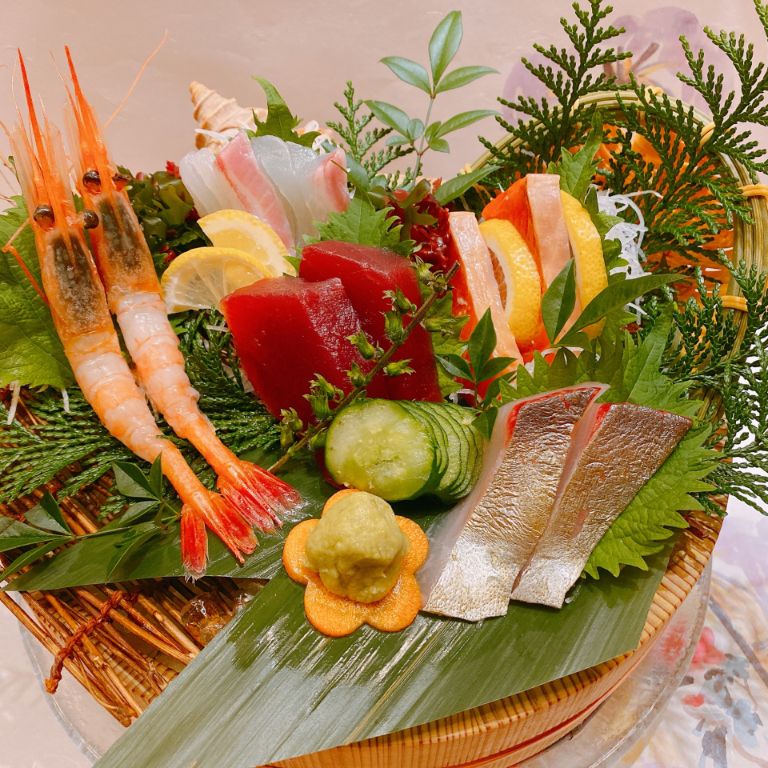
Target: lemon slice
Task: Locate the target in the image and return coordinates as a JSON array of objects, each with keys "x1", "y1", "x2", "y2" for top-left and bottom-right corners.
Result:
[
  {"x1": 197, "y1": 209, "x2": 295, "y2": 277},
  {"x1": 560, "y1": 190, "x2": 608, "y2": 338},
  {"x1": 161, "y1": 247, "x2": 269, "y2": 312},
  {"x1": 478, "y1": 219, "x2": 543, "y2": 348}
]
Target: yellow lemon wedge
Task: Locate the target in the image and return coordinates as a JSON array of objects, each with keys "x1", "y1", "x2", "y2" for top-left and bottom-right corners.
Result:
[
  {"x1": 161, "y1": 246, "x2": 270, "y2": 313},
  {"x1": 478, "y1": 219, "x2": 543, "y2": 349},
  {"x1": 197, "y1": 209, "x2": 295, "y2": 278},
  {"x1": 560, "y1": 190, "x2": 608, "y2": 338}
]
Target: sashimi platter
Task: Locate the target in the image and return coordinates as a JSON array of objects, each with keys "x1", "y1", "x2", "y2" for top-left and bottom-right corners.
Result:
[{"x1": 2, "y1": 2, "x2": 768, "y2": 766}]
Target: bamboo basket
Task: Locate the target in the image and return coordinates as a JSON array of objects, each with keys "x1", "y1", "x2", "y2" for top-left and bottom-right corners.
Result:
[{"x1": 1, "y1": 90, "x2": 764, "y2": 766}]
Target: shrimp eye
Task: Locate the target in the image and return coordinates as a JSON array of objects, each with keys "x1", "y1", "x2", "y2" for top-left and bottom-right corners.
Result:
[
  {"x1": 83, "y1": 170, "x2": 101, "y2": 191},
  {"x1": 112, "y1": 172, "x2": 130, "y2": 190},
  {"x1": 33, "y1": 205, "x2": 55, "y2": 228},
  {"x1": 82, "y1": 209, "x2": 99, "y2": 229}
]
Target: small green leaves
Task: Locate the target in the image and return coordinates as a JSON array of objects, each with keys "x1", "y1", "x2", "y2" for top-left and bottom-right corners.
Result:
[
  {"x1": 113, "y1": 456, "x2": 163, "y2": 500},
  {"x1": 429, "y1": 11, "x2": 463, "y2": 85},
  {"x1": 467, "y1": 309, "x2": 499, "y2": 378},
  {"x1": 347, "y1": 330, "x2": 378, "y2": 360},
  {"x1": 436, "y1": 110, "x2": 499, "y2": 137},
  {"x1": 25, "y1": 490, "x2": 72, "y2": 535},
  {"x1": 252, "y1": 78, "x2": 319, "y2": 147},
  {"x1": 541, "y1": 259, "x2": 577, "y2": 344},
  {"x1": 380, "y1": 57, "x2": 431, "y2": 94},
  {"x1": 384, "y1": 359, "x2": 414, "y2": 377},
  {"x1": 436, "y1": 65, "x2": 498, "y2": 94}
]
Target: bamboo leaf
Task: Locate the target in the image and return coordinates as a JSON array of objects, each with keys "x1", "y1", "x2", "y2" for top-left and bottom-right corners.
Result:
[
  {"x1": 91, "y1": 539, "x2": 676, "y2": 768},
  {"x1": 541, "y1": 259, "x2": 577, "y2": 343},
  {"x1": 0, "y1": 520, "x2": 63, "y2": 553},
  {"x1": 429, "y1": 11, "x2": 463, "y2": 85},
  {"x1": 380, "y1": 57, "x2": 432, "y2": 94},
  {"x1": 435, "y1": 65, "x2": 498, "y2": 93}
]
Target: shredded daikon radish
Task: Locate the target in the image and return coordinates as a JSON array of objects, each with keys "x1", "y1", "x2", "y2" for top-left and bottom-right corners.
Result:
[
  {"x1": 6, "y1": 381, "x2": 20, "y2": 425},
  {"x1": 195, "y1": 128, "x2": 229, "y2": 143},
  {"x1": 596, "y1": 189, "x2": 662, "y2": 279},
  {"x1": 61, "y1": 388, "x2": 70, "y2": 414}
]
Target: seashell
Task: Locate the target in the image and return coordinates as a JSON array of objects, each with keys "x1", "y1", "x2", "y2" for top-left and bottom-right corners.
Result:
[
  {"x1": 189, "y1": 82, "x2": 333, "y2": 151},
  {"x1": 189, "y1": 81, "x2": 266, "y2": 150}
]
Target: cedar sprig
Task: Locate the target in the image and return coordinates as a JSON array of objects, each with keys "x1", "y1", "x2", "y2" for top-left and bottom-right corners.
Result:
[
  {"x1": 327, "y1": 82, "x2": 413, "y2": 176},
  {"x1": 477, "y1": 0, "x2": 629, "y2": 186},
  {"x1": 678, "y1": 0, "x2": 768, "y2": 177}
]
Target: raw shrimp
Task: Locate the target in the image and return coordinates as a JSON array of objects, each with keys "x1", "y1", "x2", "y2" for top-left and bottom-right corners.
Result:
[
  {"x1": 11, "y1": 52, "x2": 255, "y2": 577},
  {"x1": 62, "y1": 49, "x2": 300, "y2": 540}
]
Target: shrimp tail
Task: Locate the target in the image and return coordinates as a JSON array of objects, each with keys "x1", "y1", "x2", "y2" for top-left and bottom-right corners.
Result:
[
  {"x1": 180, "y1": 505, "x2": 208, "y2": 580},
  {"x1": 217, "y1": 460, "x2": 301, "y2": 531}
]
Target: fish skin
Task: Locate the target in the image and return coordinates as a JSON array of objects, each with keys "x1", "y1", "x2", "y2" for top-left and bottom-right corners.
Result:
[
  {"x1": 420, "y1": 385, "x2": 605, "y2": 621},
  {"x1": 510, "y1": 403, "x2": 692, "y2": 609}
]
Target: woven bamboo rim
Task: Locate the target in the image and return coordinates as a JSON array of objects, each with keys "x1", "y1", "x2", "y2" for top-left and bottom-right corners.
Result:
[{"x1": 0, "y1": 90, "x2": 764, "y2": 765}]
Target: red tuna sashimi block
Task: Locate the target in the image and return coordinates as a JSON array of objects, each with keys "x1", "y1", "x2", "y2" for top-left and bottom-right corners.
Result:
[
  {"x1": 300, "y1": 240, "x2": 442, "y2": 402},
  {"x1": 221, "y1": 277, "x2": 388, "y2": 425}
]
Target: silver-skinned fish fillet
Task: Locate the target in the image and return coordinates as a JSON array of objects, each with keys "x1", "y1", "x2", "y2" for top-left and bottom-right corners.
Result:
[
  {"x1": 510, "y1": 403, "x2": 692, "y2": 609},
  {"x1": 418, "y1": 384, "x2": 606, "y2": 621}
]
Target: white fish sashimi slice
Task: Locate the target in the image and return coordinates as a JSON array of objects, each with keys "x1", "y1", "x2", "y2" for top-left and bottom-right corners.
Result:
[
  {"x1": 285, "y1": 141, "x2": 327, "y2": 238},
  {"x1": 302, "y1": 147, "x2": 350, "y2": 224},
  {"x1": 180, "y1": 148, "x2": 244, "y2": 216},
  {"x1": 215, "y1": 131, "x2": 294, "y2": 248},
  {"x1": 418, "y1": 384, "x2": 607, "y2": 621},
  {"x1": 250, "y1": 135, "x2": 314, "y2": 243},
  {"x1": 179, "y1": 150, "x2": 218, "y2": 217}
]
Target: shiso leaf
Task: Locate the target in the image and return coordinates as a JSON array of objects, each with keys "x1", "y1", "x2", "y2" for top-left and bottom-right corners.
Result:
[{"x1": 0, "y1": 198, "x2": 74, "y2": 389}]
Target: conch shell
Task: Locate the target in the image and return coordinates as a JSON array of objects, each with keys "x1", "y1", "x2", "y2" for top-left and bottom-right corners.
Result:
[
  {"x1": 190, "y1": 81, "x2": 266, "y2": 149},
  {"x1": 189, "y1": 82, "x2": 331, "y2": 151}
]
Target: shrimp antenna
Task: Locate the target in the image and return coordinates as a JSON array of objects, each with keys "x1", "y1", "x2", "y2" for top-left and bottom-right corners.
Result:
[{"x1": 103, "y1": 29, "x2": 168, "y2": 128}]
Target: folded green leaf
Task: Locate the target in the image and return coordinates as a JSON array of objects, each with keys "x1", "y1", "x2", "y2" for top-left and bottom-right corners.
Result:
[
  {"x1": 380, "y1": 57, "x2": 432, "y2": 94},
  {"x1": 558, "y1": 274, "x2": 681, "y2": 347},
  {"x1": 365, "y1": 100, "x2": 411, "y2": 137},
  {"x1": 541, "y1": 259, "x2": 577, "y2": 343},
  {"x1": 435, "y1": 65, "x2": 498, "y2": 94},
  {"x1": 434, "y1": 167, "x2": 493, "y2": 206},
  {"x1": 405, "y1": 118, "x2": 424, "y2": 142},
  {"x1": 427, "y1": 137, "x2": 450, "y2": 153},
  {"x1": 480, "y1": 356, "x2": 514, "y2": 382},
  {"x1": 429, "y1": 10, "x2": 463, "y2": 85},
  {"x1": 473, "y1": 406, "x2": 498, "y2": 441}
]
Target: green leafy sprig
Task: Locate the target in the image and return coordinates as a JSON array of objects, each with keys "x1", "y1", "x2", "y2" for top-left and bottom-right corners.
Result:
[
  {"x1": 366, "y1": 11, "x2": 498, "y2": 180},
  {"x1": 250, "y1": 78, "x2": 320, "y2": 148},
  {"x1": 268, "y1": 261, "x2": 460, "y2": 473},
  {"x1": 328, "y1": 82, "x2": 414, "y2": 177}
]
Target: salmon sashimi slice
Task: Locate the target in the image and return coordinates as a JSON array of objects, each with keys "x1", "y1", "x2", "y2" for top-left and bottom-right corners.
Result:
[
  {"x1": 510, "y1": 403, "x2": 692, "y2": 609},
  {"x1": 446, "y1": 212, "x2": 521, "y2": 361},
  {"x1": 215, "y1": 130, "x2": 294, "y2": 248},
  {"x1": 418, "y1": 384, "x2": 606, "y2": 621}
]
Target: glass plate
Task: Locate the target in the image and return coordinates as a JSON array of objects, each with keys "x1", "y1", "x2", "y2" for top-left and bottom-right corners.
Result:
[{"x1": 21, "y1": 560, "x2": 710, "y2": 766}]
